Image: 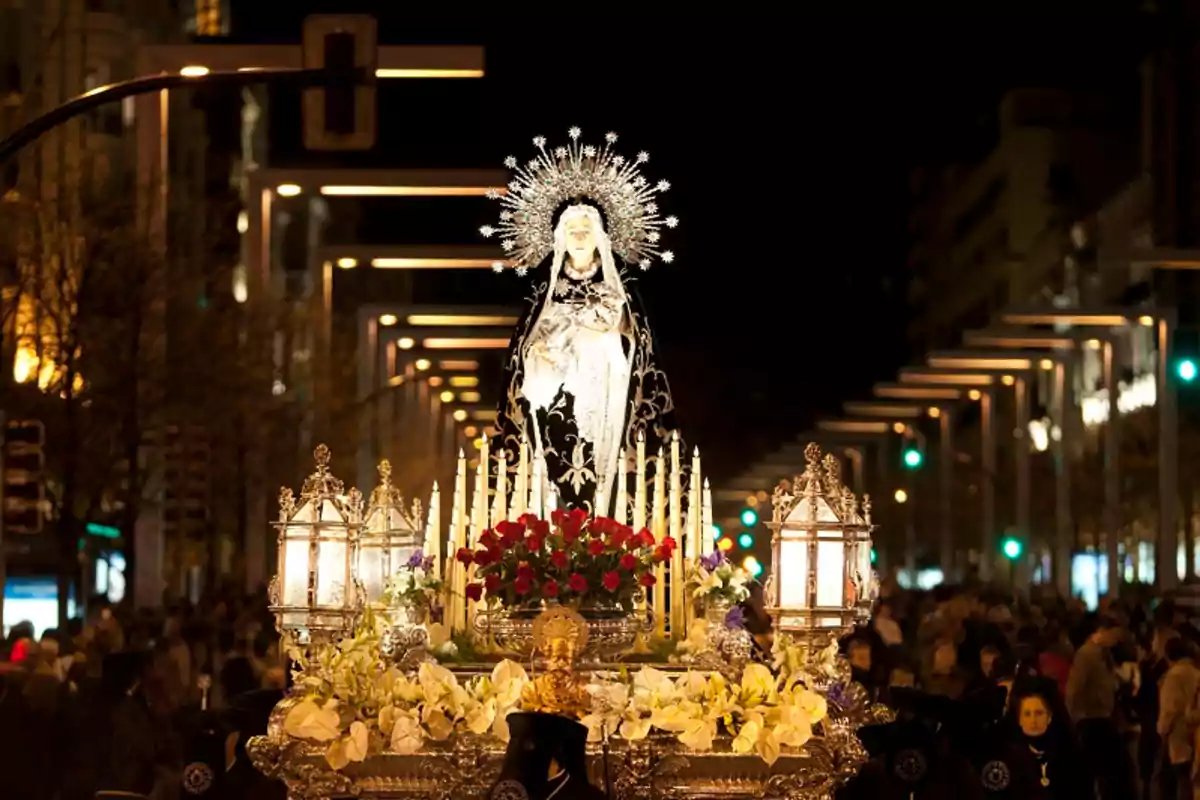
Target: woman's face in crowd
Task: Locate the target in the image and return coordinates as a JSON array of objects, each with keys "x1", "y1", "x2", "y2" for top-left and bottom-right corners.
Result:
[{"x1": 1019, "y1": 695, "x2": 1051, "y2": 737}]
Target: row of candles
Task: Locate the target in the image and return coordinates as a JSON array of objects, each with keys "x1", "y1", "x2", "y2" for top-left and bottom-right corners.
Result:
[{"x1": 421, "y1": 430, "x2": 715, "y2": 641}]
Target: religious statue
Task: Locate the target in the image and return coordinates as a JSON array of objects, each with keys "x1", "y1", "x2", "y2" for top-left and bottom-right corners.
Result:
[{"x1": 483, "y1": 129, "x2": 682, "y2": 516}]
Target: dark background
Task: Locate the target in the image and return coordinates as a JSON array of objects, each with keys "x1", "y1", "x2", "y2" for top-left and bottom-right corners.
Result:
[{"x1": 231, "y1": 1, "x2": 1153, "y2": 479}]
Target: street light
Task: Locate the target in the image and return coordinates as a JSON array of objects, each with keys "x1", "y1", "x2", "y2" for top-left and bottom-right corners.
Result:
[
  {"x1": 893, "y1": 488, "x2": 908, "y2": 504},
  {"x1": 1002, "y1": 537, "x2": 1023, "y2": 560},
  {"x1": 902, "y1": 447, "x2": 923, "y2": 469}
]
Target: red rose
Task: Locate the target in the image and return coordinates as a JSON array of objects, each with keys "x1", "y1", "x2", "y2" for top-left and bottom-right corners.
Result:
[
  {"x1": 637, "y1": 528, "x2": 655, "y2": 548},
  {"x1": 480, "y1": 530, "x2": 497, "y2": 548},
  {"x1": 484, "y1": 573, "x2": 502, "y2": 594},
  {"x1": 543, "y1": 580, "x2": 560, "y2": 598},
  {"x1": 561, "y1": 514, "x2": 583, "y2": 543},
  {"x1": 551, "y1": 509, "x2": 567, "y2": 525},
  {"x1": 620, "y1": 553, "x2": 638, "y2": 571},
  {"x1": 609, "y1": 527, "x2": 630, "y2": 549},
  {"x1": 497, "y1": 520, "x2": 524, "y2": 539},
  {"x1": 514, "y1": 576, "x2": 533, "y2": 595},
  {"x1": 499, "y1": 528, "x2": 521, "y2": 549},
  {"x1": 591, "y1": 516, "x2": 614, "y2": 536},
  {"x1": 525, "y1": 533, "x2": 546, "y2": 552},
  {"x1": 639, "y1": 573, "x2": 657, "y2": 588},
  {"x1": 473, "y1": 549, "x2": 495, "y2": 567},
  {"x1": 652, "y1": 545, "x2": 669, "y2": 563},
  {"x1": 465, "y1": 583, "x2": 483, "y2": 602},
  {"x1": 588, "y1": 539, "x2": 605, "y2": 556},
  {"x1": 550, "y1": 549, "x2": 569, "y2": 569},
  {"x1": 568, "y1": 573, "x2": 588, "y2": 593},
  {"x1": 602, "y1": 570, "x2": 621, "y2": 592},
  {"x1": 661, "y1": 535, "x2": 677, "y2": 553},
  {"x1": 519, "y1": 513, "x2": 539, "y2": 528},
  {"x1": 456, "y1": 547, "x2": 474, "y2": 565},
  {"x1": 531, "y1": 519, "x2": 551, "y2": 538},
  {"x1": 516, "y1": 563, "x2": 535, "y2": 581}
]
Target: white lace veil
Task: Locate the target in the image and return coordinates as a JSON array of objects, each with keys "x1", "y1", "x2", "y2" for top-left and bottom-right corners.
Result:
[{"x1": 532, "y1": 204, "x2": 628, "y2": 331}]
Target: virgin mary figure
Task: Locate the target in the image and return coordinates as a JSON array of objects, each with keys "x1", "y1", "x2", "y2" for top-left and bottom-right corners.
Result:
[{"x1": 493, "y1": 202, "x2": 678, "y2": 516}]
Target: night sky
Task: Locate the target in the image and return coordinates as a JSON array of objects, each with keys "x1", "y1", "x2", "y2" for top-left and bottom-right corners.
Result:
[{"x1": 231, "y1": 1, "x2": 1151, "y2": 480}]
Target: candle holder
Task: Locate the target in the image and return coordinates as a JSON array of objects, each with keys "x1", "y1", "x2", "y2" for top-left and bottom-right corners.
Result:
[
  {"x1": 765, "y1": 443, "x2": 875, "y2": 653},
  {"x1": 268, "y1": 445, "x2": 365, "y2": 647}
]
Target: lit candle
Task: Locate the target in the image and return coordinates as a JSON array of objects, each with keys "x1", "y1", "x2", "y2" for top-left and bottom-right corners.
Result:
[
  {"x1": 514, "y1": 434, "x2": 529, "y2": 519},
  {"x1": 478, "y1": 436, "x2": 490, "y2": 532},
  {"x1": 615, "y1": 448, "x2": 628, "y2": 525},
  {"x1": 634, "y1": 430, "x2": 646, "y2": 532},
  {"x1": 702, "y1": 478, "x2": 714, "y2": 557},
  {"x1": 495, "y1": 448, "x2": 508, "y2": 524},
  {"x1": 653, "y1": 446, "x2": 666, "y2": 637}
]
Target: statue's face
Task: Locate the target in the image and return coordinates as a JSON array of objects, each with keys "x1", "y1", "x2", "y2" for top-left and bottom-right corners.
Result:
[{"x1": 564, "y1": 215, "x2": 597, "y2": 267}]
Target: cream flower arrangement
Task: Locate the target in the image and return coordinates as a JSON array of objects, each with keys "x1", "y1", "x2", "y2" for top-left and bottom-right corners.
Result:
[
  {"x1": 284, "y1": 611, "x2": 532, "y2": 769},
  {"x1": 283, "y1": 612, "x2": 831, "y2": 771},
  {"x1": 686, "y1": 550, "x2": 751, "y2": 606}
]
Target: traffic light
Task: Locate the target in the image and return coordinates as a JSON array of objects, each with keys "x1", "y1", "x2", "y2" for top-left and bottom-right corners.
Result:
[
  {"x1": 1001, "y1": 537, "x2": 1022, "y2": 560},
  {"x1": 738, "y1": 532, "x2": 754, "y2": 549},
  {"x1": 1179, "y1": 357, "x2": 1198, "y2": 383},
  {"x1": 739, "y1": 508, "x2": 758, "y2": 527},
  {"x1": 3, "y1": 419, "x2": 46, "y2": 534},
  {"x1": 302, "y1": 15, "x2": 377, "y2": 150},
  {"x1": 902, "y1": 446, "x2": 923, "y2": 469}
]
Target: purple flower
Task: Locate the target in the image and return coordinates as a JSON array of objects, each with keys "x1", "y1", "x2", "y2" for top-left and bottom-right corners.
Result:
[
  {"x1": 826, "y1": 682, "x2": 851, "y2": 710},
  {"x1": 724, "y1": 606, "x2": 745, "y2": 630},
  {"x1": 422, "y1": 555, "x2": 435, "y2": 573},
  {"x1": 407, "y1": 550, "x2": 425, "y2": 569},
  {"x1": 700, "y1": 550, "x2": 724, "y2": 572}
]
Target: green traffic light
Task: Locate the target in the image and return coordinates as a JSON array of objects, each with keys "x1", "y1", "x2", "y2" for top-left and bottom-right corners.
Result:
[
  {"x1": 1178, "y1": 358, "x2": 1198, "y2": 383},
  {"x1": 903, "y1": 448, "x2": 923, "y2": 469},
  {"x1": 738, "y1": 532, "x2": 754, "y2": 549},
  {"x1": 870, "y1": 548, "x2": 878, "y2": 565},
  {"x1": 740, "y1": 508, "x2": 759, "y2": 527},
  {"x1": 1002, "y1": 538, "x2": 1022, "y2": 560}
]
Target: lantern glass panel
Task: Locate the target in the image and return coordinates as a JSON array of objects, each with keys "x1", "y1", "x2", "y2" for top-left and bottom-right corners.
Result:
[
  {"x1": 779, "y1": 539, "x2": 808, "y2": 608},
  {"x1": 282, "y1": 527, "x2": 309, "y2": 607},
  {"x1": 359, "y1": 544, "x2": 385, "y2": 604},
  {"x1": 316, "y1": 540, "x2": 348, "y2": 607},
  {"x1": 857, "y1": 535, "x2": 872, "y2": 583},
  {"x1": 815, "y1": 538, "x2": 844, "y2": 607},
  {"x1": 391, "y1": 545, "x2": 416, "y2": 573}
]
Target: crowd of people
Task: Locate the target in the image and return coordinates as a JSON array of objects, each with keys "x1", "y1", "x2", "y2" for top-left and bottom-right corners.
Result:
[
  {"x1": 6, "y1": 580, "x2": 1200, "y2": 798},
  {"x1": 0, "y1": 588, "x2": 287, "y2": 800},
  {"x1": 836, "y1": 581, "x2": 1200, "y2": 799}
]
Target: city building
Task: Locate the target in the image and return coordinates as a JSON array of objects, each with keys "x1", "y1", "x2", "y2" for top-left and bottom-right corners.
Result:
[{"x1": 905, "y1": 88, "x2": 1137, "y2": 358}]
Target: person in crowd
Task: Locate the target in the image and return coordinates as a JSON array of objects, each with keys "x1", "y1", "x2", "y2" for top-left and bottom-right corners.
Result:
[
  {"x1": 1156, "y1": 635, "x2": 1200, "y2": 800},
  {"x1": 924, "y1": 638, "x2": 968, "y2": 699},
  {"x1": 1005, "y1": 677, "x2": 1091, "y2": 799},
  {"x1": 1066, "y1": 616, "x2": 1136, "y2": 800},
  {"x1": 874, "y1": 597, "x2": 905, "y2": 650},
  {"x1": 847, "y1": 637, "x2": 883, "y2": 702}
]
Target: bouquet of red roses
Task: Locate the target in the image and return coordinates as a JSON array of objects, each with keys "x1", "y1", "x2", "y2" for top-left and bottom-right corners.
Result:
[{"x1": 458, "y1": 508, "x2": 677, "y2": 613}]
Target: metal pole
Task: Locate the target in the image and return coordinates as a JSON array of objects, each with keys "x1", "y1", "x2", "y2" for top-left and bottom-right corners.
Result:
[
  {"x1": 1014, "y1": 377, "x2": 1031, "y2": 593},
  {"x1": 1053, "y1": 362, "x2": 1072, "y2": 597},
  {"x1": 939, "y1": 410, "x2": 954, "y2": 580},
  {"x1": 1159, "y1": 314, "x2": 1179, "y2": 590},
  {"x1": 1103, "y1": 341, "x2": 1121, "y2": 597},
  {"x1": 981, "y1": 392, "x2": 996, "y2": 582}
]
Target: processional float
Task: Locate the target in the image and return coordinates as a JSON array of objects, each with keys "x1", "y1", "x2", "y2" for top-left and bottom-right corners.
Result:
[{"x1": 248, "y1": 130, "x2": 888, "y2": 800}]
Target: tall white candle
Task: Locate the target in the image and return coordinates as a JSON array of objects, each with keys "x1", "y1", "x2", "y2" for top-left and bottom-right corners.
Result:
[
  {"x1": 530, "y1": 454, "x2": 543, "y2": 519},
  {"x1": 425, "y1": 481, "x2": 441, "y2": 579},
  {"x1": 451, "y1": 450, "x2": 468, "y2": 632},
  {"x1": 653, "y1": 446, "x2": 666, "y2": 637},
  {"x1": 669, "y1": 433, "x2": 684, "y2": 639},
  {"x1": 634, "y1": 431, "x2": 646, "y2": 531},
  {"x1": 495, "y1": 449, "x2": 508, "y2": 525},
  {"x1": 689, "y1": 447, "x2": 702, "y2": 563},
  {"x1": 615, "y1": 448, "x2": 628, "y2": 525},
  {"x1": 702, "y1": 478, "x2": 714, "y2": 557},
  {"x1": 514, "y1": 434, "x2": 529, "y2": 519}
]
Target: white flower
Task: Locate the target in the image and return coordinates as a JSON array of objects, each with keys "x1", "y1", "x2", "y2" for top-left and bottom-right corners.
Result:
[
  {"x1": 284, "y1": 698, "x2": 342, "y2": 742},
  {"x1": 466, "y1": 697, "x2": 497, "y2": 735},
  {"x1": 738, "y1": 663, "x2": 779, "y2": 708},
  {"x1": 390, "y1": 709, "x2": 425, "y2": 754},
  {"x1": 489, "y1": 660, "x2": 529, "y2": 708},
  {"x1": 772, "y1": 703, "x2": 813, "y2": 749},
  {"x1": 324, "y1": 720, "x2": 369, "y2": 770}
]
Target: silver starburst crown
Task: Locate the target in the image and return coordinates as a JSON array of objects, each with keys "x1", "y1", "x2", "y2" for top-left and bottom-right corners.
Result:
[{"x1": 480, "y1": 128, "x2": 678, "y2": 275}]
